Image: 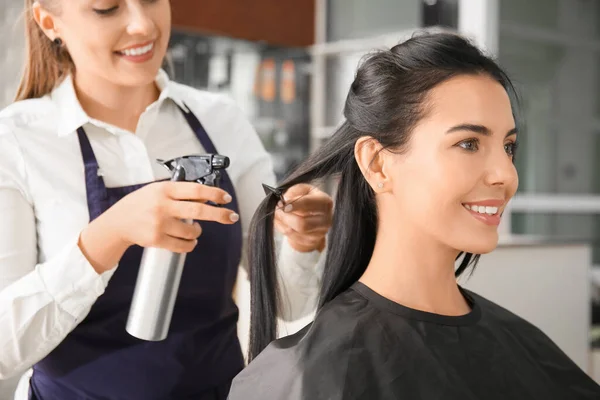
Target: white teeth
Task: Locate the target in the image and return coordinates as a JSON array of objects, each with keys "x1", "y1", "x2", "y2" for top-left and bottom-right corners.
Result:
[
  {"x1": 120, "y1": 43, "x2": 154, "y2": 57},
  {"x1": 485, "y1": 206, "x2": 497, "y2": 214},
  {"x1": 464, "y1": 204, "x2": 499, "y2": 216}
]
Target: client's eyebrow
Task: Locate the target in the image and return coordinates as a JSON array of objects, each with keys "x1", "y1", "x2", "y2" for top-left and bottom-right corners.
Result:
[{"x1": 446, "y1": 124, "x2": 517, "y2": 138}]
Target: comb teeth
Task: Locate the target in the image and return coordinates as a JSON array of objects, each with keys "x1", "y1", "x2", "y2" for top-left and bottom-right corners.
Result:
[{"x1": 262, "y1": 184, "x2": 283, "y2": 198}]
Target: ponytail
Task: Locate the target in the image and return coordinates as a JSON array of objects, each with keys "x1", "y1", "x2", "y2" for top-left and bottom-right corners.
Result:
[{"x1": 15, "y1": 0, "x2": 73, "y2": 101}]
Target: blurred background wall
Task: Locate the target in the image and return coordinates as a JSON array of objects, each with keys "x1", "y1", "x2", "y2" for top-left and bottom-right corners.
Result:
[{"x1": 0, "y1": 0, "x2": 25, "y2": 107}]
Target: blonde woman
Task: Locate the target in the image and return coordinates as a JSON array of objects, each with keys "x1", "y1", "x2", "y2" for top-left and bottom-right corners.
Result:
[{"x1": 0, "y1": 1, "x2": 332, "y2": 399}]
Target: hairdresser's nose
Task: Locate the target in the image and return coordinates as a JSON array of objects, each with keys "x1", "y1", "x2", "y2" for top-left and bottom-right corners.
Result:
[
  {"x1": 126, "y1": 5, "x2": 155, "y2": 37},
  {"x1": 484, "y1": 145, "x2": 518, "y2": 190}
]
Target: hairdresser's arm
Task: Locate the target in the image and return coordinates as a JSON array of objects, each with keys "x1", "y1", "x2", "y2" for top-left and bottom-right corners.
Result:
[
  {"x1": 0, "y1": 128, "x2": 115, "y2": 379},
  {"x1": 232, "y1": 114, "x2": 325, "y2": 322}
]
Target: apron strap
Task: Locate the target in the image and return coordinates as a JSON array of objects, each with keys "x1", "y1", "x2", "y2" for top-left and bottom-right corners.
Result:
[{"x1": 77, "y1": 126, "x2": 108, "y2": 221}]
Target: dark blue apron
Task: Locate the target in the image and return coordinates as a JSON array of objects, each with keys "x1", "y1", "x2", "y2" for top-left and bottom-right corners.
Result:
[{"x1": 30, "y1": 105, "x2": 244, "y2": 400}]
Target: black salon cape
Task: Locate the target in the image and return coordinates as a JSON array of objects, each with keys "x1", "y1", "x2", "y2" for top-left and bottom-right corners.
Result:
[{"x1": 228, "y1": 282, "x2": 600, "y2": 400}]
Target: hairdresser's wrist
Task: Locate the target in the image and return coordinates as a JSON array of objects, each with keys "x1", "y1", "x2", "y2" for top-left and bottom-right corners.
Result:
[
  {"x1": 79, "y1": 214, "x2": 131, "y2": 274},
  {"x1": 286, "y1": 237, "x2": 326, "y2": 253}
]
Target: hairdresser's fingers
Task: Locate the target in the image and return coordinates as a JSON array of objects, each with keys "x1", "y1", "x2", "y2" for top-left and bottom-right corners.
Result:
[
  {"x1": 275, "y1": 209, "x2": 331, "y2": 234},
  {"x1": 279, "y1": 187, "x2": 333, "y2": 217},
  {"x1": 277, "y1": 196, "x2": 332, "y2": 217},
  {"x1": 281, "y1": 183, "x2": 315, "y2": 201},
  {"x1": 164, "y1": 181, "x2": 232, "y2": 204}
]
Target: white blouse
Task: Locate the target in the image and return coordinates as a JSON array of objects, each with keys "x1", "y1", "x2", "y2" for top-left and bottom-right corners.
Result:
[{"x1": 0, "y1": 70, "x2": 322, "y2": 380}]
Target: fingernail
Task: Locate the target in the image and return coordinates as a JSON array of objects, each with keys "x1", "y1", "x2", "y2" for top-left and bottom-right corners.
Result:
[
  {"x1": 284, "y1": 204, "x2": 293, "y2": 213},
  {"x1": 229, "y1": 213, "x2": 240, "y2": 222},
  {"x1": 277, "y1": 201, "x2": 283, "y2": 208},
  {"x1": 223, "y1": 194, "x2": 232, "y2": 203}
]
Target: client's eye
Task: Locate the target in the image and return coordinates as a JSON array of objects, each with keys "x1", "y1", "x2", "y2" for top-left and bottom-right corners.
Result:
[
  {"x1": 457, "y1": 138, "x2": 479, "y2": 152},
  {"x1": 504, "y1": 141, "x2": 519, "y2": 157}
]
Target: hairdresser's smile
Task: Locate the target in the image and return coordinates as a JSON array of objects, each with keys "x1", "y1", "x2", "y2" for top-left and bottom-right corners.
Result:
[{"x1": 115, "y1": 40, "x2": 156, "y2": 63}]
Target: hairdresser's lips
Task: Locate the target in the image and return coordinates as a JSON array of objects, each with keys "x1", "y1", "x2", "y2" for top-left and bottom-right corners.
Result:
[
  {"x1": 115, "y1": 41, "x2": 155, "y2": 63},
  {"x1": 462, "y1": 199, "x2": 505, "y2": 226}
]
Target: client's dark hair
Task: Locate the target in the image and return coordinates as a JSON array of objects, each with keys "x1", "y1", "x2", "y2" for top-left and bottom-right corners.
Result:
[{"x1": 248, "y1": 32, "x2": 518, "y2": 361}]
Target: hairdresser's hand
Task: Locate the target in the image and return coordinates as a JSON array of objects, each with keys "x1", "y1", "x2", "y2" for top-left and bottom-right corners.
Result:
[
  {"x1": 274, "y1": 183, "x2": 333, "y2": 253},
  {"x1": 79, "y1": 181, "x2": 238, "y2": 273}
]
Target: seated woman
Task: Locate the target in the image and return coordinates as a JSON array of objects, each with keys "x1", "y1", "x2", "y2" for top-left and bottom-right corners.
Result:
[{"x1": 228, "y1": 32, "x2": 600, "y2": 399}]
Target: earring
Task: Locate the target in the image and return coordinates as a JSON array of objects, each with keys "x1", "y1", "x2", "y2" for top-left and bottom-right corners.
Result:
[
  {"x1": 53, "y1": 37, "x2": 63, "y2": 47},
  {"x1": 377, "y1": 182, "x2": 384, "y2": 189}
]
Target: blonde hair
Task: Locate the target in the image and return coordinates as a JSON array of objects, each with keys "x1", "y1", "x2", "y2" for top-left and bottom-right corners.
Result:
[{"x1": 15, "y1": 0, "x2": 74, "y2": 101}]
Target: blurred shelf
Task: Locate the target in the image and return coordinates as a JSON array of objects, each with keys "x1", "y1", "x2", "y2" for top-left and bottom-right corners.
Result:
[
  {"x1": 310, "y1": 26, "x2": 454, "y2": 56},
  {"x1": 510, "y1": 194, "x2": 600, "y2": 213},
  {"x1": 500, "y1": 22, "x2": 600, "y2": 52}
]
